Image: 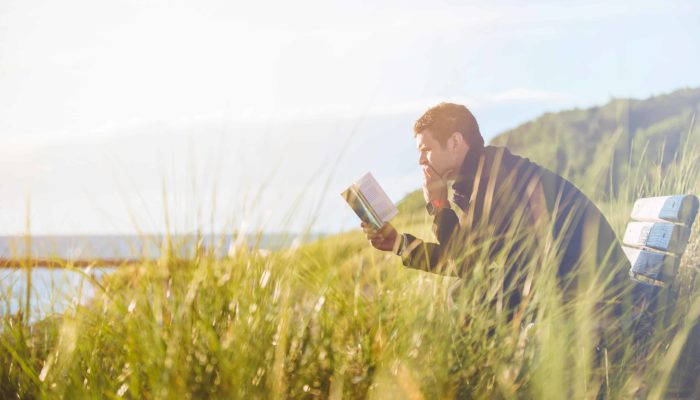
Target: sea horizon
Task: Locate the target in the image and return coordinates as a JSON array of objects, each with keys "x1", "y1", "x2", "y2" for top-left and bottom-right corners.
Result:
[{"x1": 0, "y1": 232, "x2": 326, "y2": 262}]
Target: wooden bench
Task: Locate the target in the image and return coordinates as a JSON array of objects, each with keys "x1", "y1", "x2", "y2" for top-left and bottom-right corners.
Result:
[{"x1": 622, "y1": 194, "x2": 700, "y2": 398}]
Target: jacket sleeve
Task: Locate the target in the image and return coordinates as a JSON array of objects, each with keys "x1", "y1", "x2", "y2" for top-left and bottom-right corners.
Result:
[{"x1": 400, "y1": 207, "x2": 460, "y2": 275}]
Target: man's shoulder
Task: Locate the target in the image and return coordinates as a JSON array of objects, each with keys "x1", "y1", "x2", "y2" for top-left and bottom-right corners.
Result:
[
  {"x1": 484, "y1": 145, "x2": 588, "y2": 199},
  {"x1": 483, "y1": 145, "x2": 543, "y2": 175},
  {"x1": 485, "y1": 145, "x2": 564, "y2": 179},
  {"x1": 484, "y1": 145, "x2": 529, "y2": 163}
]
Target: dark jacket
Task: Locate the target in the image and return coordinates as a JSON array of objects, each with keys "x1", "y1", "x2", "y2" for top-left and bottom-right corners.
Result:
[{"x1": 400, "y1": 145, "x2": 630, "y2": 315}]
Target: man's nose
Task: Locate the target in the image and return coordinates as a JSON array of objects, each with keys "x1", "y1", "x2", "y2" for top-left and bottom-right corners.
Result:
[{"x1": 419, "y1": 153, "x2": 427, "y2": 165}]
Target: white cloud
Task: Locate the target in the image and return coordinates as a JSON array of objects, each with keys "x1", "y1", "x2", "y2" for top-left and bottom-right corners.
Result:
[
  {"x1": 212, "y1": 88, "x2": 575, "y2": 123},
  {"x1": 0, "y1": 87, "x2": 573, "y2": 146}
]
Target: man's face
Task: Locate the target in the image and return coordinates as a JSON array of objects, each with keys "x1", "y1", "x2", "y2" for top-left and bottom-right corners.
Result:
[{"x1": 415, "y1": 129, "x2": 457, "y2": 180}]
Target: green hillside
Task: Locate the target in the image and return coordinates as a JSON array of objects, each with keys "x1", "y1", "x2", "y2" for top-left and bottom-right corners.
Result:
[{"x1": 490, "y1": 87, "x2": 700, "y2": 199}]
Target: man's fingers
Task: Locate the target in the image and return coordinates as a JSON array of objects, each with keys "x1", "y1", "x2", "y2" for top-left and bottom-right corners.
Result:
[
  {"x1": 424, "y1": 179, "x2": 439, "y2": 189},
  {"x1": 363, "y1": 222, "x2": 389, "y2": 235},
  {"x1": 379, "y1": 222, "x2": 391, "y2": 233},
  {"x1": 363, "y1": 223, "x2": 394, "y2": 249},
  {"x1": 423, "y1": 169, "x2": 436, "y2": 183},
  {"x1": 423, "y1": 164, "x2": 443, "y2": 180},
  {"x1": 363, "y1": 226, "x2": 378, "y2": 235},
  {"x1": 364, "y1": 227, "x2": 381, "y2": 238},
  {"x1": 423, "y1": 180, "x2": 445, "y2": 194},
  {"x1": 367, "y1": 231, "x2": 383, "y2": 240}
]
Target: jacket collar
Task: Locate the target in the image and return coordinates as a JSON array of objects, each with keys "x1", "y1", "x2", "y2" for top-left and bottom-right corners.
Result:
[
  {"x1": 450, "y1": 145, "x2": 486, "y2": 209},
  {"x1": 452, "y1": 144, "x2": 485, "y2": 195}
]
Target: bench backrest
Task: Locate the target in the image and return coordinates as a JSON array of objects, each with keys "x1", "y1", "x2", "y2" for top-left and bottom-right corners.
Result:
[{"x1": 622, "y1": 195, "x2": 699, "y2": 286}]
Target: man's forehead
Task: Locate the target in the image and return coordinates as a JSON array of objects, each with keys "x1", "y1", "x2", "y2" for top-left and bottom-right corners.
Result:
[{"x1": 415, "y1": 130, "x2": 436, "y2": 148}]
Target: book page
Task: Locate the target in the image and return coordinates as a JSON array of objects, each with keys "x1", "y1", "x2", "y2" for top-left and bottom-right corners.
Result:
[
  {"x1": 341, "y1": 185, "x2": 382, "y2": 229},
  {"x1": 356, "y1": 172, "x2": 398, "y2": 224}
]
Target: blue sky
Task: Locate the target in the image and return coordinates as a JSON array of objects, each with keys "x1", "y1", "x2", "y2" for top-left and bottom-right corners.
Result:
[{"x1": 1, "y1": 0, "x2": 700, "y2": 234}]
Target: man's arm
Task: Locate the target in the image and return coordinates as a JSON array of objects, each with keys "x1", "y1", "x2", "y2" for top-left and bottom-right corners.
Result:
[
  {"x1": 361, "y1": 206, "x2": 461, "y2": 275},
  {"x1": 394, "y1": 162, "x2": 461, "y2": 274},
  {"x1": 363, "y1": 164, "x2": 462, "y2": 275},
  {"x1": 399, "y1": 207, "x2": 461, "y2": 275}
]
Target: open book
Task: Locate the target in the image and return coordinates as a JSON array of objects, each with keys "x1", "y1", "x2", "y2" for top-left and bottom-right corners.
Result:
[{"x1": 341, "y1": 172, "x2": 398, "y2": 230}]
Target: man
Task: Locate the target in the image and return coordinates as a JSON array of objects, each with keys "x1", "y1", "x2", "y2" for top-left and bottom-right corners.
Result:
[{"x1": 362, "y1": 102, "x2": 632, "y2": 325}]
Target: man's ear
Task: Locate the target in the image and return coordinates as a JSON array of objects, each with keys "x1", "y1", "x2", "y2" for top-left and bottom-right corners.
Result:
[{"x1": 449, "y1": 132, "x2": 465, "y2": 151}]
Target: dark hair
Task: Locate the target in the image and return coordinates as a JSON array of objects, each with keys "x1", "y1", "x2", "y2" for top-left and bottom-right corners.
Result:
[{"x1": 414, "y1": 102, "x2": 484, "y2": 149}]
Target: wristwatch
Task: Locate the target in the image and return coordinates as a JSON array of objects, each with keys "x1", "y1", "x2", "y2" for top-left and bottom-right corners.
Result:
[{"x1": 426, "y1": 199, "x2": 449, "y2": 216}]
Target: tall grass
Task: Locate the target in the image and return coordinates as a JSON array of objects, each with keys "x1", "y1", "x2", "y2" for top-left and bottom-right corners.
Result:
[{"x1": 2, "y1": 140, "x2": 700, "y2": 399}]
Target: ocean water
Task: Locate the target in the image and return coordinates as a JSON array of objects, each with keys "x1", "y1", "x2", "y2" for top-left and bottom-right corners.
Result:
[
  {"x1": 1, "y1": 267, "x2": 114, "y2": 322},
  {"x1": 0, "y1": 233, "x2": 317, "y2": 322}
]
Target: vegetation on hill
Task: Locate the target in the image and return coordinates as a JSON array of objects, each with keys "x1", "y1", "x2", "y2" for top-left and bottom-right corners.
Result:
[
  {"x1": 491, "y1": 87, "x2": 700, "y2": 199},
  {"x1": 2, "y1": 88, "x2": 700, "y2": 398}
]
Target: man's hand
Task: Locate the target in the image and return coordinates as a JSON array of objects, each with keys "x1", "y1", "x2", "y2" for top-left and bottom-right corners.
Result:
[
  {"x1": 361, "y1": 222, "x2": 400, "y2": 253},
  {"x1": 422, "y1": 164, "x2": 450, "y2": 204}
]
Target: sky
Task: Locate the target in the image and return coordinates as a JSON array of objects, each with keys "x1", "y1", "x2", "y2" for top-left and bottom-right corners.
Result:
[{"x1": 1, "y1": 0, "x2": 700, "y2": 235}]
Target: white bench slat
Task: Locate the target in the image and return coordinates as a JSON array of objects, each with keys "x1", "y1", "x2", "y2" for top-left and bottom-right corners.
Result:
[
  {"x1": 630, "y1": 195, "x2": 699, "y2": 224},
  {"x1": 623, "y1": 246, "x2": 678, "y2": 285},
  {"x1": 622, "y1": 221, "x2": 690, "y2": 254}
]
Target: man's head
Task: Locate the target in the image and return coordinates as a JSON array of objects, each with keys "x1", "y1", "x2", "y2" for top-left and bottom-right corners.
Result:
[{"x1": 413, "y1": 103, "x2": 484, "y2": 180}]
